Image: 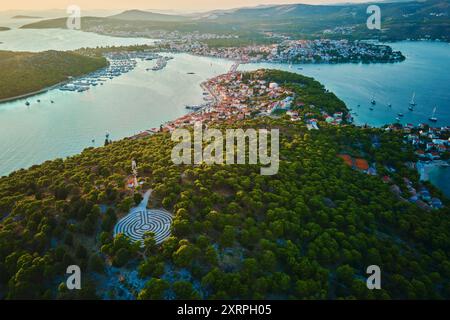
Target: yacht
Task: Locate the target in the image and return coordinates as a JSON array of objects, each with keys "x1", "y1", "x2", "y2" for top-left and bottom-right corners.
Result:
[
  {"x1": 409, "y1": 92, "x2": 417, "y2": 107},
  {"x1": 429, "y1": 107, "x2": 438, "y2": 122}
]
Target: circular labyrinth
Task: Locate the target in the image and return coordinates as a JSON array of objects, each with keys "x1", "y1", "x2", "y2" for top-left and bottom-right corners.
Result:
[{"x1": 114, "y1": 208, "x2": 173, "y2": 246}]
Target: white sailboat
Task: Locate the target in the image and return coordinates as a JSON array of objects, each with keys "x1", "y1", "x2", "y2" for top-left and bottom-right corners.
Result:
[
  {"x1": 409, "y1": 92, "x2": 417, "y2": 106},
  {"x1": 429, "y1": 106, "x2": 438, "y2": 122}
]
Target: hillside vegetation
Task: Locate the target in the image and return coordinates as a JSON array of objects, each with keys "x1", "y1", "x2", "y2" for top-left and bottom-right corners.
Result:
[
  {"x1": 0, "y1": 70, "x2": 448, "y2": 300},
  {"x1": 20, "y1": 1, "x2": 450, "y2": 43},
  {"x1": 0, "y1": 50, "x2": 108, "y2": 100}
]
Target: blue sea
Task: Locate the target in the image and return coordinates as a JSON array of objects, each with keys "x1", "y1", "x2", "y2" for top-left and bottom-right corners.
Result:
[{"x1": 239, "y1": 41, "x2": 450, "y2": 127}]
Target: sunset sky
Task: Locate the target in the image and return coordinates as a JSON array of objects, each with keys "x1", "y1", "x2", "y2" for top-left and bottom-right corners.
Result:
[{"x1": 0, "y1": 0, "x2": 378, "y2": 12}]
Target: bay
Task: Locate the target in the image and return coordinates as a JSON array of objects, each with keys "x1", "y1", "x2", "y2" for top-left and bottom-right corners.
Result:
[
  {"x1": 0, "y1": 53, "x2": 232, "y2": 176},
  {"x1": 239, "y1": 41, "x2": 450, "y2": 127}
]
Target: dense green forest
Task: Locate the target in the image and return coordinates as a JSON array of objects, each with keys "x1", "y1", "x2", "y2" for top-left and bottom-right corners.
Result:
[
  {"x1": 0, "y1": 50, "x2": 107, "y2": 100},
  {"x1": 0, "y1": 70, "x2": 448, "y2": 300}
]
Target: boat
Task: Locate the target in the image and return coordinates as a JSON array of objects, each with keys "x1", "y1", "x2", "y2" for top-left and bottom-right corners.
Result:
[
  {"x1": 185, "y1": 105, "x2": 202, "y2": 111},
  {"x1": 408, "y1": 105, "x2": 414, "y2": 111},
  {"x1": 396, "y1": 117, "x2": 400, "y2": 122},
  {"x1": 37, "y1": 99, "x2": 41, "y2": 103},
  {"x1": 398, "y1": 113, "x2": 404, "y2": 117},
  {"x1": 369, "y1": 107, "x2": 374, "y2": 111},
  {"x1": 370, "y1": 95, "x2": 376, "y2": 105},
  {"x1": 429, "y1": 106, "x2": 438, "y2": 122},
  {"x1": 25, "y1": 101, "x2": 30, "y2": 106},
  {"x1": 388, "y1": 103, "x2": 392, "y2": 108},
  {"x1": 409, "y1": 92, "x2": 417, "y2": 107},
  {"x1": 51, "y1": 100, "x2": 54, "y2": 103}
]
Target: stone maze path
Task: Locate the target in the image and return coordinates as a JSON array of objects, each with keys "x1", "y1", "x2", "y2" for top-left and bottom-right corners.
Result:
[{"x1": 114, "y1": 190, "x2": 173, "y2": 245}]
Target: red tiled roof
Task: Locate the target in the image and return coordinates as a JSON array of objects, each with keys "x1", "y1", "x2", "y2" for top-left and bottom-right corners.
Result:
[
  {"x1": 338, "y1": 154, "x2": 353, "y2": 167},
  {"x1": 355, "y1": 158, "x2": 369, "y2": 171}
]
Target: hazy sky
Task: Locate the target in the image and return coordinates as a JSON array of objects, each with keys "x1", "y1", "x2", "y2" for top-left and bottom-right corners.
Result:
[{"x1": 0, "y1": 0, "x2": 375, "y2": 12}]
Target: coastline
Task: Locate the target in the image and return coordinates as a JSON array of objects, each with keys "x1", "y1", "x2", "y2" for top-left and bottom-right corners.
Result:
[
  {"x1": 0, "y1": 81, "x2": 68, "y2": 104},
  {"x1": 417, "y1": 160, "x2": 450, "y2": 197},
  {"x1": 0, "y1": 61, "x2": 110, "y2": 104},
  {"x1": 417, "y1": 160, "x2": 449, "y2": 181}
]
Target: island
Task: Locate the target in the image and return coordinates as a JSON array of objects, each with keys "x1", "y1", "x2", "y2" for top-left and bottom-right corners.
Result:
[
  {"x1": 12, "y1": 15, "x2": 43, "y2": 19},
  {"x1": 0, "y1": 50, "x2": 108, "y2": 101},
  {"x1": 0, "y1": 69, "x2": 448, "y2": 300},
  {"x1": 0, "y1": 27, "x2": 10, "y2": 32}
]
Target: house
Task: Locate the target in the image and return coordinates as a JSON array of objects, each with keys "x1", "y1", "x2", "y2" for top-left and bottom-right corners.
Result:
[
  {"x1": 355, "y1": 158, "x2": 369, "y2": 172},
  {"x1": 431, "y1": 198, "x2": 443, "y2": 209},
  {"x1": 419, "y1": 188, "x2": 432, "y2": 201},
  {"x1": 338, "y1": 154, "x2": 353, "y2": 167}
]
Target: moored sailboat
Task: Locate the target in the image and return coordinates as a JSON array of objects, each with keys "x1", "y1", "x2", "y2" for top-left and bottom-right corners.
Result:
[
  {"x1": 409, "y1": 92, "x2": 417, "y2": 107},
  {"x1": 429, "y1": 106, "x2": 438, "y2": 122}
]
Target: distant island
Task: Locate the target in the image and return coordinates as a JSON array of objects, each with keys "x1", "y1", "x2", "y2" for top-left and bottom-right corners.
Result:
[
  {"x1": 0, "y1": 50, "x2": 108, "y2": 101},
  {"x1": 0, "y1": 27, "x2": 10, "y2": 32},
  {"x1": 12, "y1": 15, "x2": 43, "y2": 19}
]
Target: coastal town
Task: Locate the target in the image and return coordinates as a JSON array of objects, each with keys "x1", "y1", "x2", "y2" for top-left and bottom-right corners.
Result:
[
  {"x1": 10, "y1": 42, "x2": 445, "y2": 211},
  {"x1": 128, "y1": 62, "x2": 447, "y2": 211},
  {"x1": 77, "y1": 19, "x2": 403, "y2": 64},
  {"x1": 165, "y1": 38, "x2": 405, "y2": 64}
]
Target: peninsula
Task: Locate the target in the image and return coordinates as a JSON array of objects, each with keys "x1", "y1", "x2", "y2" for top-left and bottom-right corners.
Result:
[
  {"x1": 0, "y1": 69, "x2": 448, "y2": 300},
  {"x1": 0, "y1": 50, "x2": 108, "y2": 101}
]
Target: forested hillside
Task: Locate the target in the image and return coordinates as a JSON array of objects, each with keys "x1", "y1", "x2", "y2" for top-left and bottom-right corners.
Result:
[
  {"x1": 21, "y1": 1, "x2": 450, "y2": 43},
  {"x1": 0, "y1": 70, "x2": 448, "y2": 300},
  {"x1": 0, "y1": 50, "x2": 108, "y2": 100}
]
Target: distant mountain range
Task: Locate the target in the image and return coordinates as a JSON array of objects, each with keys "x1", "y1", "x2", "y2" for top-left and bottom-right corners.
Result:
[
  {"x1": 108, "y1": 9, "x2": 189, "y2": 22},
  {"x1": 20, "y1": 0, "x2": 450, "y2": 42}
]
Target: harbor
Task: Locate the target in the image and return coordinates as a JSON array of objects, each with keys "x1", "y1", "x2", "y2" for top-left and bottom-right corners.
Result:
[{"x1": 59, "y1": 52, "x2": 175, "y2": 94}]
